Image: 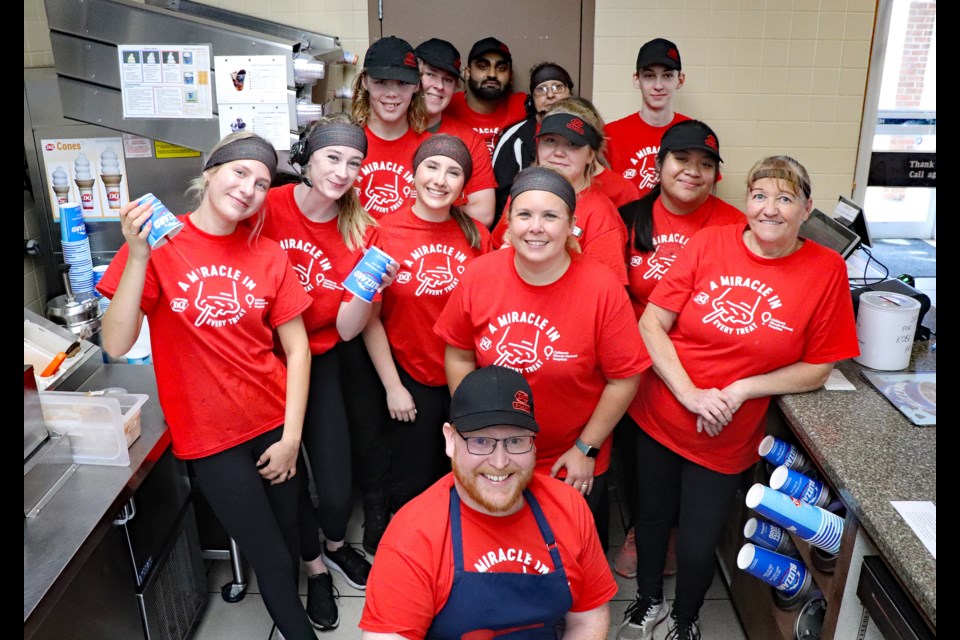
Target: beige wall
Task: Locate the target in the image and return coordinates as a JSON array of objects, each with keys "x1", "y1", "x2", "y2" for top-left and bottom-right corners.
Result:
[
  {"x1": 593, "y1": 0, "x2": 876, "y2": 212},
  {"x1": 25, "y1": 0, "x2": 876, "y2": 212}
]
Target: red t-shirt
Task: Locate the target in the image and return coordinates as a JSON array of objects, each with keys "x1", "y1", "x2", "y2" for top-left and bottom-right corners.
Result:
[
  {"x1": 594, "y1": 168, "x2": 640, "y2": 208},
  {"x1": 359, "y1": 472, "x2": 618, "y2": 638},
  {"x1": 259, "y1": 184, "x2": 376, "y2": 354},
  {"x1": 604, "y1": 112, "x2": 690, "y2": 198},
  {"x1": 371, "y1": 205, "x2": 492, "y2": 386},
  {"x1": 492, "y1": 184, "x2": 628, "y2": 284},
  {"x1": 433, "y1": 118, "x2": 497, "y2": 196},
  {"x1": 435, "y1": 249, "x2": 646, "y2": 475},
  {"x1": 626, "y1": 195, "x2": 744, "y2": 318},
  {"x1": 444, "y1": 92, "x2": 529, "y2": 156},
  {"x1": 356, "y1": 127, "x2": 429, "y2": 217},
  {"x1": 628, "y1": 224, "x2": 859, "y2": 474},
  {"x1": 96, "y1": 215, "x2": 312, "y2": 459}
]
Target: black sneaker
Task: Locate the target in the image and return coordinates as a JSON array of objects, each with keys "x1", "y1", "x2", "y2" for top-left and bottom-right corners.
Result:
[
  {"x1": 664, "y1": 611, "x2": 701, "y2": 640},
  {"x1": 322, "y1": 543, "x2": 371, "y2": 590},
  {"x1": 306, "y1": 572, "x2": 339, "y2": 631},
  {"x1": 362, "y1": 492, "x2": 390, "y2": 554},
  {"x1": 616, "y1": 594, "x2": 668, "y2": 640}
]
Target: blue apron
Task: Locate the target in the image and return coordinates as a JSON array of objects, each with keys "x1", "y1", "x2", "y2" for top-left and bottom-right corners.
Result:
[{"x1": 426, "y1": 487, "x2": 574, "y2": 639}]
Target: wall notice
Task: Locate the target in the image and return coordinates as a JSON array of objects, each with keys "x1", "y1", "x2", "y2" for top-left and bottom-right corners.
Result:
[
  {"x1": 214, "y1": 55, "x2": 291, "y2": 150},
  {"x1": 118, "y1": 44, "x2": 213, "y2": 119}
]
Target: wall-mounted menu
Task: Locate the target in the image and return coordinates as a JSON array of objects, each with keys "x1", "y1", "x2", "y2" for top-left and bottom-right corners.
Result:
[{"x1": 118, "y1": 44, "x2": 213, "y2": 119}]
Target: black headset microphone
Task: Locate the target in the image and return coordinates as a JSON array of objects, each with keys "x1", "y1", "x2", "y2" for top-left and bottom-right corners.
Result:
[{"x1": 289, "y1": 137, "x2": 313, "y2": 187}]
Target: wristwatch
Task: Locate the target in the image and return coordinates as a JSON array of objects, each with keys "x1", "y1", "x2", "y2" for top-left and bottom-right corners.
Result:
[{"x1": 575, "y1": 438, "x2": 600, "y2": 458}]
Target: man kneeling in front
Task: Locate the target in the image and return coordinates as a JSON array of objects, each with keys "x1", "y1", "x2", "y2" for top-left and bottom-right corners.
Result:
[{"x1": 360, "y1": 365, "x2": 616, "y2": 639}]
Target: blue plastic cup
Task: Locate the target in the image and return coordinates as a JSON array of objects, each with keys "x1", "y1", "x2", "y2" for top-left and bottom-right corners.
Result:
[
  {"x1": 758, "y1": 435, "x2": 808, "y2": 470},
  {"x1": 743, "y1": 517, "x2": 796, "y2": 555},
  {"x1": 60, "y1": 202, "x2": 87, "y2": 242},
  {"x1": 770, "y1": 465, "x2": 831, "y2": 507},
  {"x1": 137, "y1": 193, "x2": 184, "y2": 248},
  {"x1": 746, "y1": 484, "x2": 843, "y2": 555},
  {"x1": 737, "y1": 543, "x2": 811, "y2": 598},
  {"x1": 343, "y1": 246, "x2": 394, "y2": 302}
]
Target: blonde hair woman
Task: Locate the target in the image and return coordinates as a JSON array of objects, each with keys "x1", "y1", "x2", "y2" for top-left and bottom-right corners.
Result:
[{"x1": 98, "y1": 132, "x2": 316, "y2": 639}]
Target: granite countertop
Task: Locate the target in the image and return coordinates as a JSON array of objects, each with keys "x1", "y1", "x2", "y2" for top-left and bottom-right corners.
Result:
[
  {"x1": 24, "y1": 365, "x2": 170, "y2": 636},
  {"x1": 776, "y1": 335, "x2": 936, "y2": 628}
]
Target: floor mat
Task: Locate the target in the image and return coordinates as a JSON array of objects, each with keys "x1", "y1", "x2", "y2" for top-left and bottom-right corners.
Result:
[{"x1": 863, "y1": 239, "x2": 936, "y2": 278}]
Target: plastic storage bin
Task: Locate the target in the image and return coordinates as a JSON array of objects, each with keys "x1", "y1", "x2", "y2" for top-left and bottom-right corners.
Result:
[{"x1": 38, "y1": 392, "x2": 148, "y2": 466}]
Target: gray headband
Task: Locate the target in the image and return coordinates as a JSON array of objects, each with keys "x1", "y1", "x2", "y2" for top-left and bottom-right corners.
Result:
[
  {"x1": 510, "y1": 167, "x2": 576, "y2": 213},
  {"x1": 413, "y1": 134, "x2": 473, "y2": 184},
  {"x1": 306, "y1": 122, "x2": 368, "y2": 158},
  {"x1": 205, "y1": 136, "x2": 278, "y2": 178}
]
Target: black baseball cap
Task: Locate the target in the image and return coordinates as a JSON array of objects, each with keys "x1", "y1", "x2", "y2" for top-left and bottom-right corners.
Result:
[
  {"x1": 636, "y1": 38, "x2": 682, "y2": 71},
  {"x1": 416, "y1": 38, "x2": 462, "y2": 78},
  {"x1": 450, "y1": 366, "x2": 538, "y2": 433},
  {"x1": 468, "y1": 37, "x2": 513, "y2": 64},
  {"x1": 660, "y1": 120, "x2": 723, "y2": 163},
  {"x1": 363, "y1": 36, "x2": 420, "y2": 84}
]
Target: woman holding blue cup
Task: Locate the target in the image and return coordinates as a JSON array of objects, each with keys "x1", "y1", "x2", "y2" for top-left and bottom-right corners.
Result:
[
  {"x1": 97, "y1": 132, "x2": 318, "y2": 639},
  {"x1": 259, "y1": 114, "x2": 397, "y2": 629},
  {"x1": 363, "y1": 134, "x2": 493, "y2": 514}
]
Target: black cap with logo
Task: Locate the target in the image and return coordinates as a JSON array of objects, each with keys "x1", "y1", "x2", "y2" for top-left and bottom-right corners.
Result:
[
  {"x1": 468, "y1": 37, "x2": 513, "y2": 64},
  {"x1": 416, "y1": 38, "x2": 462, "y2": 78},
  {"x1": 363, "y1": 36, "x2": 420, "y2": 84},
  {"x1": 450, "y1": 366, "x2": 538, "y2": 433},
  {"x1": 636, "y1": 37, "x2": 682, "y2": 72}
]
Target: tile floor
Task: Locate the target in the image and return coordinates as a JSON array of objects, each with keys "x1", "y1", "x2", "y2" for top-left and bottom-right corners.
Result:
[{"x1": 192, "y1": 490, "x2": 748, "y2": 640}]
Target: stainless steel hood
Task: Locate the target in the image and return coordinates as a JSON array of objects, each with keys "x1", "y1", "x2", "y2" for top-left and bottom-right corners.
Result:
[{"x1": 44, "y1": 0, "x2": 342, "y2": 152}]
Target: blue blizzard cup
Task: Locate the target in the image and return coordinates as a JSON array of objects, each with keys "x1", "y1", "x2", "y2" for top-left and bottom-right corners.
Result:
[
  {"x1": 743, "y1": 517, "x2": 797, "y2": 555},
  {"x1": 137, "y1": 193, "x2": 184, "y2": 248},
  {"x1": 60, "y1": 202, "x2": 87, "y2": 242},
  {"x1": 758, "y1": 435, "x2": 808, "y2": 470},
  {"x1": 745, "y1": 484, "x2": 843, "y2": 555},
  {"x1": 343, "y1": 246, "x2": 394, "y2": 303},
  {"x1": 770, "y1": 465, "x2": 831, "y2": 507},
  {"x1": 737, "y1": 543, "x2": 811, "y2": 599}
]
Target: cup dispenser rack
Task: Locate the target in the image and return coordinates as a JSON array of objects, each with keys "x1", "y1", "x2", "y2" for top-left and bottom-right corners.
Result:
[{"x1": 44, "y1": 0, "x2": 344, "y2": 154}]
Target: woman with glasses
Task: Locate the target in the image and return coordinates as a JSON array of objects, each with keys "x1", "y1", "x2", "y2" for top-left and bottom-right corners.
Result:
[
  {"x1": 492, "y1": 62, "x2": 574, "y2": 223},
  {"x1": 436, "y1": 167, "x2": 645, "y2": 549}
]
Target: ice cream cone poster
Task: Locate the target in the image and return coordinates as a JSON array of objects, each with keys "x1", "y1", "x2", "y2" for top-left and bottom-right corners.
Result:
[{"x1": 41, "y1": 137, "x2": 130, "y2": 221}]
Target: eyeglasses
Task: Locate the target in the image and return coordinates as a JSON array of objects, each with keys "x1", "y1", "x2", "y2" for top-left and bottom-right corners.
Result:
[
  {"x1": 533, "y1": 83, "x2": 570, "y2": 96},
  {"x1": 458, "y1": 432, "x2": 536, "y2": 455}
]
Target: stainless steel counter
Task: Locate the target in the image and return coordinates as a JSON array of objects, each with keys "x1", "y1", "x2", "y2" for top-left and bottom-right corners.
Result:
[{"x1": 23, "y1": 365, "x2": 171, "y2": 637}]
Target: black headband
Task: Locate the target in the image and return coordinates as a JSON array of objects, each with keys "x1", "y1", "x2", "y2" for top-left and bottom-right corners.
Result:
[
  {"x1": 510, "y1": 167, "x2": 576, "y2": 213},
  {"x1": 529, "y1": 65, "x2": 573, "y2": 94},
  {"x1": 205, "y1": 136, "x2": 278, "y2": 178},
  {"x1": 306, "y1": 122, "x2": 368, "y2": 158}
]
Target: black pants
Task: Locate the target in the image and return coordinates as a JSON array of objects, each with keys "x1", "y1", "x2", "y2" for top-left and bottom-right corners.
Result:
[
  {"x1": 191, "y1": 428, "x2": 315, "y2": 640},
  {"x1": 339, "y1": 336, "x2": 390, "y2": 497},
  {"x1": 634, "y1": 427, "x2": 742, "y2": 621},
  {"x1": 298, "y1": 347, "x2": 353, "y2": 561},
  {"x1": 612, "y1": 413, "x2": 639, "y2": 528},
  {"x1": 584, "y1": 471, "x2": 611, "y2": 551},
  {"x1": 386, "y1": 363, "x2": 449, "y2": 513}
]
